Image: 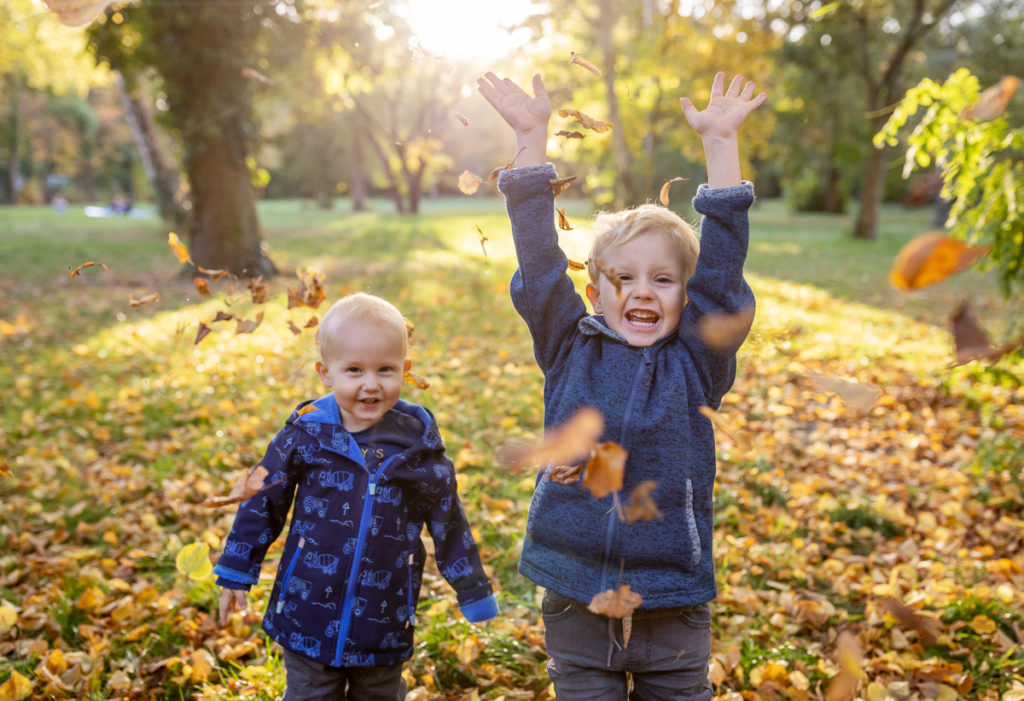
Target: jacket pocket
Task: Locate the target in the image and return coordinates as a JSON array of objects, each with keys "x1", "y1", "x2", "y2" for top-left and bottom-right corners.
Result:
[
  {"x1": 276, "y1": 537, "x2": 307, "y2": 614},
  {"x1": 618, "y1": 479, "x2": 702, "y2": 570}
]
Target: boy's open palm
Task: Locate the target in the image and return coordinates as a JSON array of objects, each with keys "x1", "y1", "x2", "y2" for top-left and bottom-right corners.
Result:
[
  {"x1": 680, "y1": 72, "x2": 766, "y2": 140},
  {"x1": 477, "y1": 72, "x2": 551, "y2": 136}
]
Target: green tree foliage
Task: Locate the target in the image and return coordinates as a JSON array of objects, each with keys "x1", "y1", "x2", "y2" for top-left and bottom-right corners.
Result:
[{"x1": 876, "y1": 68, "x2": 1024, "y2": 296}]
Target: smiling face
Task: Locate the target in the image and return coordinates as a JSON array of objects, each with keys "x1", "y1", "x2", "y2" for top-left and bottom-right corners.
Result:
[
  {"x1": 586, "y1": 232, "x2": 687, "y2": 347},
  {"x1": 316, "y1": 320, "x2": 406, "y2": 433}
]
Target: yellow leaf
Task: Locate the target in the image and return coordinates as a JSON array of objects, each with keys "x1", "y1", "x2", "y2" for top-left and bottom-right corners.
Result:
[
  {"x1": 168, "y1": 232, "x2": 192, "y2": 264},
  {"x1": 659, "y1": 177, "x2": 686, "y2": 206},
  {"x1": 0, "y1": 670, "x2": 32, "y2": 701},
  {"x1": 458, "y1": 170, "x2": 484, "y2": 195},
  {"x1": 0, "y1": 605, "x2": 17, "y2": 636},
  {"x1": 175, "y1": 543, "x2": 213, "y2": 581},
  {"x1": 455, "y1": 634, "x2": 482, "y2": 666},
  {"x1": 191, "y1": 648, "x2": 217, "y2": 682},
  {"x1": 968, "y1": 614, "x2": 997, "y2": 634}
]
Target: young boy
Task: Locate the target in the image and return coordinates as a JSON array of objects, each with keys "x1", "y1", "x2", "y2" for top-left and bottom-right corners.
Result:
[
  {"x1": 477, "y1": 72, "x2": 766, "y2": 699},
  {"x1": 214, "y1": 292, "x2": 498, "y2": 700}
]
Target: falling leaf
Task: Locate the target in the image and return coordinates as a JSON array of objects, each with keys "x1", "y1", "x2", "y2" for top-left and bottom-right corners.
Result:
[
  {"x1": 698, "y1": 406, "x2": 753, "y2": 452},
  {"x1": 287, "y1": 268, "x2": 326, "y2": 310},
  {"x1": 404, "y1": 371, "x2": 430, "y2": 389},
  {"x1": 202, "y1": 465, "x2": 280, "y2": 508},
  {"x1": 889, "y1": 232, "x2": 989, "y2": 290},
  {"x1": 129, "y1": 292, "x2": 160, "y2": 308},
  {"x1": 475, "y1": 225, "x2": 489, "y2": 257},
  {"x1": 698, "y1": 306, "x2": 755, "y2": 350},
  {"x1": 304, "y1": 315, "x2": 319, "y2": 328},
  {"x1": 582, "y1": 441, "x2": 626, "y2": 498},
  {"x1": 591, "y1": 259, "x2": 623, "y2": 297},
  {"x1": 69, "y1": 261, "x2": 109, "y2": 278},
  {"x1": 963, "y1": 76, "x2": 1019, "y2": 121},
  {"x1": 42, "y1": 0, "x2": 114, "y2": 26},
  {"x1": 550, "y1": 175, "x2": 578, "y2": 197},
  {"x1": 195, "y1": 322, "x2": 212, "y2": 345},
  {"x1": 882, "y1": 597, "x2": 944, "y2": 644},
  {"x1": 950, "y1": 302, "x2": 1024, "y2": 365},
  {"x1": 287, "y1": 321, "x2": 302, "y2": 335},
  {"x1": 557, "y1": 109, "x2": 613, "y2": 133},
  {"x1": 556, "y1": 130, "x2": 585, "y2": 139},
  {"x1": 548, "y1": 464, "x2": 583, "y2": 484},
  {"x1": 500, "y1": 407, "x2": 604, "y2": 470},
  {"x1": 194, "y1": 278, "x2": 211, "y2": 296},
  {"x1": 487, "y1": 147, "x2": 528, "y2": 182},
  {"x1": 588, "y1": 585, "x2": 643, "y2": 618},
  {"x1": 567, "y1": 259, "x2": 586, "y2": 272},
  {"x1": 247, "y1": 276, "x2": 268, "y2": 304},
  {"x1": 175, "y1": 543, "x2": 213, "y2": 581},
  {"x1": 296, "y1": 404, "x2": 319, "y2": 417},
  {"x1": 212, "y1": 311, "x2": 236, "y2": 323},
  {"x1": 458, "y1": 171, "x2": 485, "y2": 195},
  {"x1": 659, "y1": 177, "x2": 687, "y2": 206},
  {"x1": 622, "y1": 614, "x2": 633, "y2": 648},
  {"x1": 569, "y1": 51, "x2": 602, "y2": 77},
  {"x1": 0, "y1": 457, "x2": 10, "y2": 477},
  {"x1": 806, "y1": 371, "x2": 882, "y2": 413},
  {"x1": 623, "y1": 481, "x2": 663, "y2": 523},
  {"x1": 825, "y1": 630, "x2": 863, "y2": 701},
  {"x1": 240, "y1": 66, "x2": 275, "y2": 86},
  {"x1": 168, "y1": 232, "x2": 192, "y2": 264},
  {"x1": 0, "y1": 669, "x2": 32, "y2": 701},
  {"x1": 197, "y1": 266, "x2": 230, "y2": 280},
  {"x1": 235, "y1": 312, "x2": 264, "y2": 335},
  {"x1": 557, "y1": 208, "x2": 574, "y2": 231},
  {"x1": 454, "y1": 112, "x2": 470, "y2": 126}
]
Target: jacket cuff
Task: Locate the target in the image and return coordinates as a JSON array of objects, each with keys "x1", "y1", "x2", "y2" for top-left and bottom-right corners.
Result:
[
  {"x1": 497, "y1": 164, "x2": 558, "y2": 199},
  {"x1": 460, "y1": 593, "x2": 499, "y2": 623},
  {"x1": 214, "y1": 564, "x2": 258, "y2": 588}
]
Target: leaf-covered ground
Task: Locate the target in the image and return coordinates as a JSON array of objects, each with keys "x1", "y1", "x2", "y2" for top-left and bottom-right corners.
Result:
[{"x1": 1, "y1": 199, "x2": 1022, "y2": 701}]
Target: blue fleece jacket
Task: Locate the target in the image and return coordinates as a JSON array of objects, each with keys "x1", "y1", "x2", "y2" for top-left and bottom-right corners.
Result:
[
  {"x1": 214, "y1": 395, "x2": 498, "y2": 667},
  {"x1": 498, "y1": 164, "x2": 755, "y2": 609}
]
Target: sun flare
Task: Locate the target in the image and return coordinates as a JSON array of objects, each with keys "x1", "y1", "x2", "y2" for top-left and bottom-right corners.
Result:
[{"x1": 405, "y1": 0, "x2": 536, "y2": 60}]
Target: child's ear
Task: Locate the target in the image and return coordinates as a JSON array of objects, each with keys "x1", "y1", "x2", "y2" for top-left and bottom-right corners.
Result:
[
  {"x1": 316, "y1": 361, "x2": 331, "y2": 387},
  {"x1": 585, "y1": 282, "x2": 603, "y2": 314}
]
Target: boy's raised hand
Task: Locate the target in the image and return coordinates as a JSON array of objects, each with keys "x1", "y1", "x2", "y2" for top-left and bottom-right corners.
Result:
[
  {"x1": 680, "y1": 72, "x2": 766, "y2": 141},
  {"x1": 477, "y1": 72, "x2": 551, "y2": 168}
]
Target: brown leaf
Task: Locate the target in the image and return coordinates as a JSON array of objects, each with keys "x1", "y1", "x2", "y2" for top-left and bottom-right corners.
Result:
[
  {"x1": 458, "y1": 170, "x2": 485, "y2": 195},
  {"x1": 806, "y1": 371, "x2": 882, "y2": 413},
  {"x1": 592, "y1": 259, "x2": 622, "y2": 297},
  {"x1": 213, "y1": 311, "x2": 236, "y2": 323},
  {"x1": 287, "y1": 320, "x2": 302, "y2": 335},
  {"x1": 404, "y1": 358, "x2": 429, "y2": 389},
  {"x1": 698, "y1": 406, "x2": 753, "y2": 452},
  {"x1": 569, "y1": 51, "x2": 602, "y2": 77},
  {"x1": 203, "y1": 466, "x2": 277, "y2": 507},
  {"x1": 197, "y1": 266, "x2": 230, "y2": 280},
  {"x1": 194, "y1": 278, "x2": 211, "y2": 296},
  {"x1": 963, "y1": 76, "x2": 1019, "y2": 121},
  {"x1": 304, "y1": 315, "x2": 319, "y2": 328},
  {"x1": 247, "y1": 277, "x2": 268, "y2": 304},
  {"x1": 825, "y1": 630, "x2": 863, "y2": 701},
  {"x1": 129, "y1": 292, "x2": 160, "y2": 307},
  {"x1": 698, "y1": 306, "x2": 755, "y2": 350},
  {"x1": 235, "y1": 312, "x2": 264, "y2": 335},
  {"x1": 168, "y1": 232, "x2": 192, "y2": 264},
  {"x1": 454, "y1": 112, "x2": 470, "y2": 126},
  {"x1": 69, "y1": 261, "x2": 109, "y2": 277},
  {"x1": 659, "y1": 177, "x2": 687, "y2": 206},
  {"x1": 951, "y1": 302, "x2": 1024, "y2": 365},
  {"x1": 557, "y1": 109, "x2": 613, "y2": 133},
  {"x1": 240, "y1": 66, "x2": 275, "y2": 86},
  {"x1": 588, "y1": 585, "x2": 643, "y2": 618},
  {"x1": 623, "y1": 481, "x2": 663, "y2": 523},
  {"x1": 475, "y1": 225, "x2": 489, "y2": 257},
  {"x1": 501, "y1": 407, "x2": 604, "y2": 470},
  {"x1": 889, "y1": 232, "x2": 989, "y2": 290},
  {"x1": 550, "y1": 175, "x2": 579, "y2": 197},
  {"x1": 548, "y1": 464, "x2": 583, "y2": 484},
  {"x1": 582, "y1": 441, "x2": 626, "y2": 498},
  {"x1": 567, "y1": 259, "x2": 586, "y2": 272},
  {"x1": 555, "y1": 130, "x2": 585, "y2": 139},
  {"x1": 557, "y1": 208, "x2": 574, "y2": 231},
  {"x1": 883, "y1": 597, "x2": 944, "y2": 645},
  {"x1": 487, "y1": 147, "x2": 528, "y2": 182},
  {"x1": 287, "y1": 268, "x2": 326, "y2": 310},
  {"x1": 195, "y1": 322, "x2": 212, "y2": 345}
]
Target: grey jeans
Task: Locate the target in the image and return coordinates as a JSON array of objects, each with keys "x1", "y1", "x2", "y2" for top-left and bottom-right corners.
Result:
[
  {"x1": 541, "y1": 589, "x2": 713, "y2": 701},
  {"x1": 281, "y1": 649, "x2": 407, "y2": 701}
]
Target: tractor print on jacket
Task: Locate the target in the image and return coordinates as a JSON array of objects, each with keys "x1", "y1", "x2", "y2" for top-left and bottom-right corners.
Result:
[{"x1": 213, "y1": 395, "x2": 497, "y2": 668}]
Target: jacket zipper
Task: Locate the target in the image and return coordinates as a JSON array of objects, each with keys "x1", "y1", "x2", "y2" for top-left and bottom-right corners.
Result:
[{"x1": 599, "y1": 347, "x2": 651, "y2": 592}]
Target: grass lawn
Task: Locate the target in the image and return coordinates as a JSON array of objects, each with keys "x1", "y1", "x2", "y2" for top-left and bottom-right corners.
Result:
[{"x1": 1, "y1": 196, "x2": 1022, "y2": 700}]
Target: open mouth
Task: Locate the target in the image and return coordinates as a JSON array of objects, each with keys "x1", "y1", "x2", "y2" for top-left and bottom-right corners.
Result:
[{"x1": 625, "y1": 310, "x2": 660, "y2": 328}]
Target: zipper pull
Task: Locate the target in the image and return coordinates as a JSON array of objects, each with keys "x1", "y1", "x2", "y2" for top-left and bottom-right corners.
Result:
[
  {"x1": 276, "y1": 599, "x2": 284, "y2": 614},
  {"x1": 369, "y1": 481, "x2": 376, "y2": 496}
]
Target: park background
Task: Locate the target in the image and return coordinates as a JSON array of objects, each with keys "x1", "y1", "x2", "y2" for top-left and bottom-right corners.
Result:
[{"x1": 1, "y1": 0, "x2": 1023, "y2": 699}]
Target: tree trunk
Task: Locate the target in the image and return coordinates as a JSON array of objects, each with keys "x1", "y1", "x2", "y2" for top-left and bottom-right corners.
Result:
[
  {"x1": 349, "y1": 129, "x2": 367, "y2": 212},
  {"x1": 822, "y1": 164, "x2": 843, "y2": 214},
  {"x1": 6, "y1": 74, "x2": 19, "y2": 205},
  {"x1": 597, "y1": 0, "x2": 639, "y2": 208},
  {"x1": 117, "y1": 73, "x2": 186, "y2": 226},
  {"x1": 853, "y1": 117, "x2": 889, "y2": 240}
]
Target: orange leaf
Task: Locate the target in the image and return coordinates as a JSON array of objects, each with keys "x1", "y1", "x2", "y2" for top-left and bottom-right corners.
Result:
[
  {"x1": 69, "y1": 261, "x2": 109, "y2": 277},
  {"x1": 569, "y1": 51, "x2": 602, "y2": 77},
  {"x1": 197, "y1": 266, "x2": 229, "y2": 280},
  {"x1": 825, "y1": 630, "x2": 863, "y2": 701},
  {"x1": 550, "y1": 175, "x2": 578, "y2": 197},
  {"x1": 194, "y1": 278, "x2": 211, "y2": 296},
  {"x1": 883, "y1": 597, "x2": 943, "y2": 645},
  {"x1": 404, "y1": 371, "x2": 429, "y2": 389},
  {"x1": 950, "y1": 302, "x2": 1024, "y2": 365},
  {"x1": 557, "y1": 208, "x2": 574, "y2": 231},
  {"x1": 588, "y1": 585, "x2": 643, "y2": 618},
  {"x1": 454, "y1": 112, "x2": 470, "y2": 126},
  {"x1": 963, "y1": 76, "x2": 1019, "y2": 121},
  {"x1": 555, "y1": 130, "x2": 585, "y2": 139},
  {"x1": 203, "y1": 465, "x2": 278, "y2": 507},
  {"x1": 623, "y1": 480, "x2": 663, "y2": 523},
  {"x1": 304, "y1": 315, "x2": 319, "y2": 328},
  {"x1": 195, "y1": 322, "x2": 212, "y2": 345},
  {"x1": 296, "y1": 404, "x2": 319, "y2": 417},
  {"x1": 500, "y1": 407, "x2": 604, "y2": 470},
  {"x1": 567, "y1": 259, "x2": 586, "y2": 272},
  {"x1": 806, "y1": 371, "x2": 882, "y2": 413},
  {"x1": 235, "y1": 312, "x2": 264, "y2": 335},
  {"x1": 287, "y1": 268, "x2": 326, "y2": 310},
  {"x1": 557, "y1": 108, "x2": 613, "y2": 133},
  {"x1": 592, "y1": 259, "x2": 622, "y2": 296},
  {"x1": 698, "y1": 406, "x2": 753, "y2": 452},
  {"x1": 889, "y1": 232, "x2": 988, "y2": 290},
  {"x1": 659, "y1": 177, "x2": 687, "y2": 206},
  {"x1": 698, "y1": 306, "x2": 755, "y2": 350},
  {"x1": 168, "y1": 232, "x2": 192, "y2": 264},
  {"x1": 129, "y1": 292, "x2": 160, "y2": 307},
  {"x1": 582, "y1": 441, "x2": 626, "y2": 498},
  {"x1": 458, "y1": 170, "x2": 484, "y2": 195}
]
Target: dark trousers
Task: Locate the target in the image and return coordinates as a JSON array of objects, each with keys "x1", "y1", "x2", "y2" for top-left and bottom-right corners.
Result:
[
  {"x1": 542, "y1": 589, "x2": 714, "y2": 701},
  {"x1": 281, "y1": 649, "x2": 407, "y2": 701}
]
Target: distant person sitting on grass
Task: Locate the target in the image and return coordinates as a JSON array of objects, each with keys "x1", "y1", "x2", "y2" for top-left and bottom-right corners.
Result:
[
  {"x1": 214, "y1": 292, "x2": 498, "y2": 701},
  {"x1": 477, "y1": 69, "x2": 765, "y2": 700}
]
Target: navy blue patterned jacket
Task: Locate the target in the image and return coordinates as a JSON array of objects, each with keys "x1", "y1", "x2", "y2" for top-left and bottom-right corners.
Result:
[
  {"x1": 499, "y1": 164, "x2": 755, "y2": 609},
  {"x1": 214, "y1": 394, "x2": 498, "y2": 667}
]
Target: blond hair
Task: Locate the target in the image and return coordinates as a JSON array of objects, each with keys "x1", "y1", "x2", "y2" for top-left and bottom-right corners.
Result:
[
  {"x1": 586, "y1": 204, "x2": 700, "y2": 285},
  {"x1": 317, "y1": 293, "x2": 409, "y2": 360}
]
